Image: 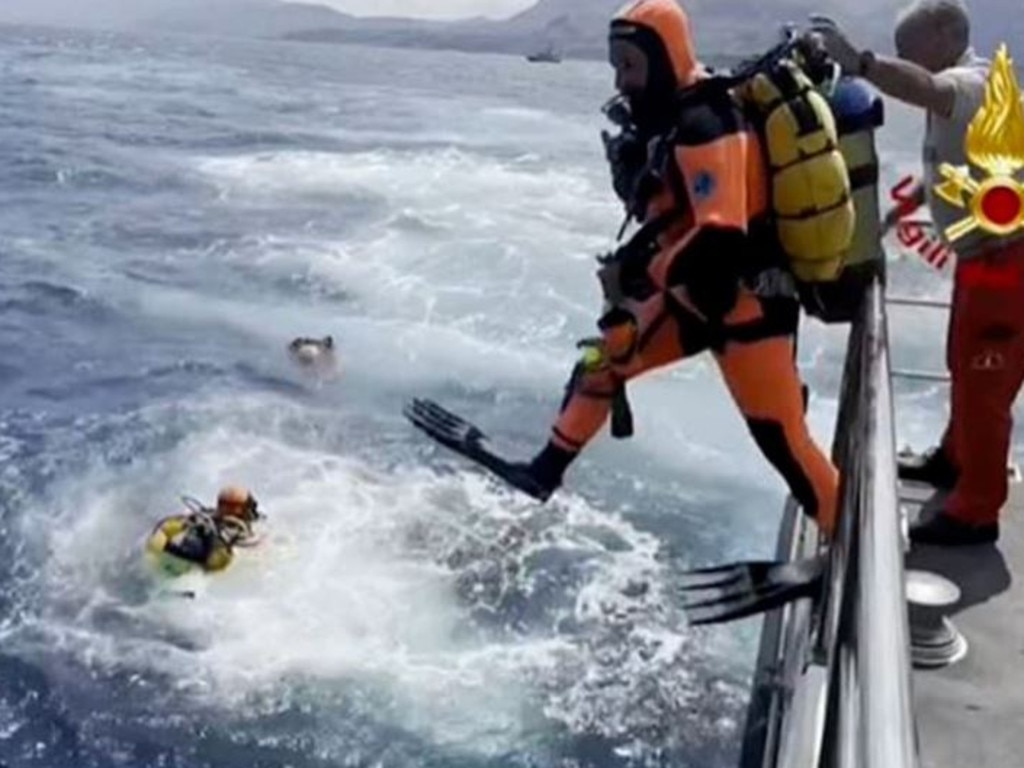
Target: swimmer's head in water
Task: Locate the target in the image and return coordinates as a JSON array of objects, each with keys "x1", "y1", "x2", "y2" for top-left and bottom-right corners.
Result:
[
  {"x1": 216, "y1": 485, "x2": 261, "y2": 522},
  {"x1": 288, "y1": 336, "x2": 336, "y2": 367}
]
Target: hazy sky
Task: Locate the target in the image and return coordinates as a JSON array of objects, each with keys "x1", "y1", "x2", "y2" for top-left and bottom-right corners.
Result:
[
  {"x1": 0, "y1": 0, "x2": 541, "y2": 23},
  {"x1": 313, "y1": 0, "x2": 537, "y2": 19}
]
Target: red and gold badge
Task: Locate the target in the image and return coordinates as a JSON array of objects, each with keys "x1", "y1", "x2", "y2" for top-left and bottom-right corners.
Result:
[{"x1": 934, "y1": 44, "x2": 1024, "y2": 241}]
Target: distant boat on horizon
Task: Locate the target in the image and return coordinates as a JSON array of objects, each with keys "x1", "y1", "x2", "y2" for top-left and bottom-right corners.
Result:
[{"x1": 526, "y1": 43, "x2": 561, "y2": 63}]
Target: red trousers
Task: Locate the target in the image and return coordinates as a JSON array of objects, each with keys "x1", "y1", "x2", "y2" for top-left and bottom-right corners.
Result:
[{"x1": 941, "y1": 239, "x2": 1024, "y2": 525}]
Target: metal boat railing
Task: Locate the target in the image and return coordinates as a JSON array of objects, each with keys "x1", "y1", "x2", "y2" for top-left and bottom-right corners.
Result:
[
  {"x1": 886, "y1": 295, "x2": 952, "y2": 384},
  {"x1": 738, "y1": 276, "x2": 922, "y2": 767}
]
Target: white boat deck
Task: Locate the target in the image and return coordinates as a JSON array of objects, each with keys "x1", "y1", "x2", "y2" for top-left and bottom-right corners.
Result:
[{"x1": 902, "y1": 476, "x2": 1024, "y2": 768}]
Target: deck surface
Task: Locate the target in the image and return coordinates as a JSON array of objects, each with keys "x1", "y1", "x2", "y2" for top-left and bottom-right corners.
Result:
[{"x1": 902, "y1": 474, "x2": 1024, "y2": 768}]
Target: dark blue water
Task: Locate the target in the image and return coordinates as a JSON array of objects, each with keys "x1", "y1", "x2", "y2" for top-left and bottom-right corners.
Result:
[{"x1": 0, "y1": 21, "x2": 969, "y2": 768}]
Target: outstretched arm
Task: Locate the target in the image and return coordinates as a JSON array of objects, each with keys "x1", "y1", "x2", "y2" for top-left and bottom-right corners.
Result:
[
  {"x1": 859, "y1": 54, "x2": 956, "y2": 117},
  {"x1": 807, "y1": 16, "x2": 957, "y2": 118}
]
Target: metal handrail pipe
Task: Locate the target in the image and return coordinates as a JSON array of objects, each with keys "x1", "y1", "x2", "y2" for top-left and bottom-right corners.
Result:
[
  {"x1": 857, "y1": 283, "x2": 919, "y2": 768},
  {"x1": 884, "y1": 295, "x2": 950, "y2": 310}
]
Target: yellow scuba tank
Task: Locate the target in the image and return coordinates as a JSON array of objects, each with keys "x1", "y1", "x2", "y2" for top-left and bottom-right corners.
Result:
[
  {"x1": 736, "y1": 57, "x2": 856, "y2": 283},
  {"x1": 800, "y1": 76, "x2": 886, "y2": 323}
]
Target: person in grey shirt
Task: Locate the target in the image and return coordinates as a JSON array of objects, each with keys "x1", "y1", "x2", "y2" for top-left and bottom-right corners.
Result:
[{"x1": 811, "y1": 0, "x2": 1024, "y2": 545}]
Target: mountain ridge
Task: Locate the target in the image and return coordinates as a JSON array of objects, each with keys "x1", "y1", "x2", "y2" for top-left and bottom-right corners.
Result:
[{"x1": 2, "y1": 0, "x2": 1020, "y2": 65}]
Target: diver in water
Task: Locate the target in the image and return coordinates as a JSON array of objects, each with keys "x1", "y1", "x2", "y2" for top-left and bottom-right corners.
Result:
[
  {"x1": 406, "y1": 0, "x2": 841, "y2": 538},
  {"x1": 147, "y1": 486, "x2": 263, "y2": 574},
  {"x1": 288, "y1": 336, "x2": 336, "y2": 373}
]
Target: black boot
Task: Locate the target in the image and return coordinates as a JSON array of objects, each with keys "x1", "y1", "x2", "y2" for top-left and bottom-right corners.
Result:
[
  {"x1": 515, "y1": 441, "x2": 577, "y2": 501},
  {"x1": 910, "y1": 511, "x2": 999, "y2": 546},
  {"x1": 898, "y1": 446, "x2": 958, "y2": 489}
]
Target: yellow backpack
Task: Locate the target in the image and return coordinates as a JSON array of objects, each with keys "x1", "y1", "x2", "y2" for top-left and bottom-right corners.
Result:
[{"x1": 735, "y1": 57, "x2": 856, "y2": 282}]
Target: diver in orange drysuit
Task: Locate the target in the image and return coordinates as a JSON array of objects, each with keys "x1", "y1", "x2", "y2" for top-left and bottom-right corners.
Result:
[{"x1": 407, "y1": 0, "x2": 840, "y2": 538}]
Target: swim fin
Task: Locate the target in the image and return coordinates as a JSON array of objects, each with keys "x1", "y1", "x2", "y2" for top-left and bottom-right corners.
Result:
[
  {"x1": 404, "y1": 398, "x2": 555, "y2": 501},
  {"x1": 678, "y1": 554, "x2": 825, "y2": 625}
]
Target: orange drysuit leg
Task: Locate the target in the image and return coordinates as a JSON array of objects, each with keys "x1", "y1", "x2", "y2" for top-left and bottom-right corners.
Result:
[
  {"x1": 714, "y1": 293, "x2": 840, "y2": 537},
  {"x1": 551, "y1": 293, "x2": 700, "y2": 452},
  {"x1": 945, "y1": 243, "x2": 1024, "y2": 526}
]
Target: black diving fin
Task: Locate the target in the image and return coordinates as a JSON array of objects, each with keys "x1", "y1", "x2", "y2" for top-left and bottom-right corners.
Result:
[
  {"x1": 403, "y1": 398, "x2": 555, "y2": 502},
  {"x1": 678, "y1": 554, "x2": 826, "y2": 626}
]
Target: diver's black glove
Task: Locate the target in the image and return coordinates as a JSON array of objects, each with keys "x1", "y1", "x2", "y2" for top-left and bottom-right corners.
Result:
[{"x1": 597, "y1": 226, "x2": 660, "y2": 304}]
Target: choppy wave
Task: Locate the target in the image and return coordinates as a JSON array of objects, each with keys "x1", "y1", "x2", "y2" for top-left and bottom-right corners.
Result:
[{"x1": 0, "y1": 24, "x2": 959, "y2": 768}]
